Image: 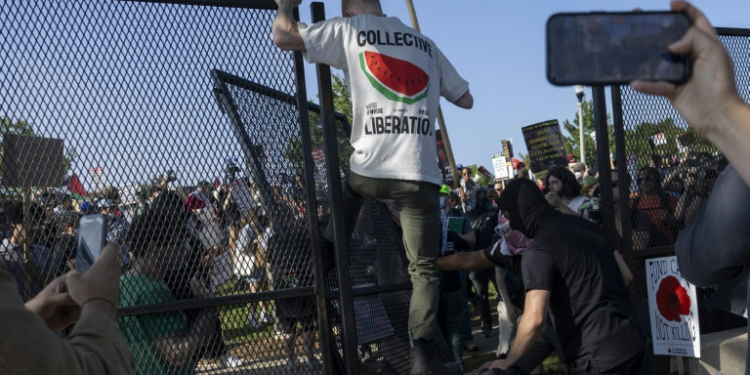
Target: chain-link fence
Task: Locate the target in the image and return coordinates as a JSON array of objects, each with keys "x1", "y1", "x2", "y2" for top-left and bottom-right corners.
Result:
[
  {"x1": 614, "y1": 28, "x2": 750, "y2": 374},
  {"x1": 0, "y1": 1, "x2": 450, "y2": 374}
]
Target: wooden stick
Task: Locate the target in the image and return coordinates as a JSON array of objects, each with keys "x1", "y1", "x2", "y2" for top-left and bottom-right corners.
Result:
[
  {"x1": 676, "y1": 356, "x2": 686, "y2": 375},
  {"x1": 404, "y1": 0, "x2": 466, "y2": 210}
]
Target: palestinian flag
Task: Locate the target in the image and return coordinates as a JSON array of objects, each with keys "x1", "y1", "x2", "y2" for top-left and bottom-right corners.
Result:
[{"x1": 61, "y1": 174, "x2": 87, "y2": 200}]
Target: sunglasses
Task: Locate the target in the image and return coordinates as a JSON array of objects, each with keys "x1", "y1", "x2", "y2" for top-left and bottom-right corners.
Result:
[{"x1": 637, "y1": 176, "x2": 656, "y2": 184}]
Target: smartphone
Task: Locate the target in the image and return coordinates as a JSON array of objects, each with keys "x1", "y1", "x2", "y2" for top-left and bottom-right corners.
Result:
[
  {"x1": 75, "y1": 214, "x2": 108, "y2": 272},
  {"x1": 546, "y1": 11, "x2": 691, "y2": 86}
]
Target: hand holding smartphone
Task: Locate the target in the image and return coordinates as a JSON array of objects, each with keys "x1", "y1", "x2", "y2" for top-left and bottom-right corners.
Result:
[
  {"x1": 75, "y1": 214, "x2": 108, "y2": 272},
  {"x1": 547, "y1": 11, "x2": 692, "y2": 86}
]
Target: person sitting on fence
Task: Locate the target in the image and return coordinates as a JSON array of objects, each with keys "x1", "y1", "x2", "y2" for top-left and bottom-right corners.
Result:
[
  {"x1": 0, "y1": 201, "x2": 55, "y2": 299},
  {"x1": 632, "y1": 166, "x2": 682, "y2": 247},
  {"x1": 272, "y1": 0, "x2": 473, "y2": 373},
  {"x1": 118, "y1": 204, "x2": 218, "y2": 375},
  {"x1": 543, "y1": 166, "x2": 591, "y2": 217},
  {"x1": 631, "y1": 1, "x2": 750, "y2": 373}
]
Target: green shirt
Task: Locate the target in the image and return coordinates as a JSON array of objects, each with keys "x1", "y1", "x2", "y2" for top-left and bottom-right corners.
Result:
[{"x1": 117, "y1": 274, "x2": 195, "y2": 375}]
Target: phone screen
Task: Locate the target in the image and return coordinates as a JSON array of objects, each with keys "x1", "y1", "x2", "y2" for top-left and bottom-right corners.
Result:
[
  {"x1": 75, "y1": 214, "x2": 108, "y2": 272},
  {"x1": 547, "y1": 12, "x2": 691, "y2": 86}
]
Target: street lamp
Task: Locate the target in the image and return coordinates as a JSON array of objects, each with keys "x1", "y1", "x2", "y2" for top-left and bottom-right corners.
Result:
[{"x1": 574, "y1": 85, "x2": 586, "y2": 165}]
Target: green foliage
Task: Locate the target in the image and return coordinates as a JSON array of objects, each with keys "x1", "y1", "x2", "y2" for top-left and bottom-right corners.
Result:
[
  {"x1": 0, "y1": 116, "x2": 77, "y2": 180},
  {"x1": 467, "y1": 163, "x2": 493, "y2": 187},
  {"x1": 284, "y1": 73, "x2": 355, "y2": 173},
  {"x1": 518, "y1": 152, "x2": 531, "y2": 169},
  {"x1": 623, "y1": 118, "x2": 717, "y2": 169},
  {"x1": 561, "y1": 100, "x2": 615, "y2": 165}
]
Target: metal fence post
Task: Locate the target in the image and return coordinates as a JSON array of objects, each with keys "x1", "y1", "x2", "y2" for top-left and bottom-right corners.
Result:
[
  {"x1": 310, "y1": 2, "x2": 361, "y2": 375},
  {"x1": 611, "y1": 86, "x2": 635, "y2": 268},
  {"x1": 292, "y1": 5, "x2": 334, "y2": 373},
  {"x1": 592, "y1": 86, "x2": 618, "y2": 245}
]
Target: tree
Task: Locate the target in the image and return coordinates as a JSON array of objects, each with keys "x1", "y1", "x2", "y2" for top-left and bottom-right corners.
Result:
[
  {"x1": 285, "y1": 73, "x2": 354, "y2": 173},
  {"x1": 561, "y1": 100, "x2": 615, "y2": 166},
  {"x1": 623, "y1": 118, "x2": 717, "y2": 170},
  {"x1": 518, "y1": 152, "x2": 531, "y2": 169},
  {"x1": 0, "y1": 117, "x2": 77, "y2": 181},
  {"x1": 467, "y1": 164, "x2": 493, "y2": 188}
]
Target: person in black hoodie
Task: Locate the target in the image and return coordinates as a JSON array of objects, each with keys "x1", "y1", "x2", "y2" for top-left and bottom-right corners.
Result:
[
  {"x1": 483, "y1": 179, "x2": 643, "y2": 374},
  {"x1": 441, "y1": 179, "x2": 641, "y2": 374}
]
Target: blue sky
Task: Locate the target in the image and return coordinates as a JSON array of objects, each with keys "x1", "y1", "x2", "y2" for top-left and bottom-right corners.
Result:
[
  {"x1": 298, "y1": 0, "x2": 749, "y2": 170},
  {"x1": 2, "y1": 1, "x2": 747, "y2": 192}
]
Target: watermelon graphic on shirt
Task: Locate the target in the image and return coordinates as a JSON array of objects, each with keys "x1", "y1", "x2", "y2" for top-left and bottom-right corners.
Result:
[{"x1": 359, "y1": 51, "x2": 430, "y2": 105}]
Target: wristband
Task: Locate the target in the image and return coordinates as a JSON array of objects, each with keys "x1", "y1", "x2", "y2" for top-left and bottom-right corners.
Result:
[{"x1": 81, "y1": 297, "x2": 117, "y2": 311}]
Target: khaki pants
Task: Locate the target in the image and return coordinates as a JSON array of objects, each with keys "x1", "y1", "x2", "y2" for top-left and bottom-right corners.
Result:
[{"x1": 325, "y1": 172, "x2": 440, "y2": 340}]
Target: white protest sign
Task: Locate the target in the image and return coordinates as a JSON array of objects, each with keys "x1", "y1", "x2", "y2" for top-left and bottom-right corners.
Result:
[
  {"x1": 492, "y1": 153, "x2": 509, "y2": 180},
  {"x1": 646, "y1": 256, "x2": 701, "y2": 358},
  {"x1": 230, "y1": 178, "x2": 256, "y2": 217},
  {"x1": 195, "y1": 210, "x2": 223, "y2": 249}
]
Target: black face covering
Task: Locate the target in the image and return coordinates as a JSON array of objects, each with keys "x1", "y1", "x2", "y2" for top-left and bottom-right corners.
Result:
[
  {"x1": 498, "y1": 179, "x2": 560, "y2": 238},
  {"x1": 474, "y1": 187, "x2": 489, "y2": 214}
]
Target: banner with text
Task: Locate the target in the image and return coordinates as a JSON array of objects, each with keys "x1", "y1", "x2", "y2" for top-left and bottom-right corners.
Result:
[
  {"x1": 436, "y1": 129, "x2": 454, "y2": 186},
  {"x1": 522, "y1": 120, "x2": 568, "y2": 181},
  {"x1": 646, "y1": 256, "x2": 701, "y2": 358}
]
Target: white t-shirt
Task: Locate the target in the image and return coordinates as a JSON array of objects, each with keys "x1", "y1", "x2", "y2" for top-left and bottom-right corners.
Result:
[
  {"x1": 234, "y1": 224, "x2": 256, "y2": 277},
  {"x1": 300, "y1": 15, "x2": 469, "y2": 185}
]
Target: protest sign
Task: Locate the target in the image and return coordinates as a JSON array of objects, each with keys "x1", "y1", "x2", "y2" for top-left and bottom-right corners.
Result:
[
  {"x1": 230, "y1": 177, "x2": 256, "y2": 218},
  {"x1": 522, "y1": 120, "x2": 568, "y2": 181},
  {"x1": 651, "y1": 133, "x2": 668, "y2": 146},
  {"x1": 501, "y1": 139, "x2": 513, "y2": 159},
  {"x1": 646, "y1": 256, "x2": 701, "y2": 358},
  {"x1": 436, "y1": 129, "x2": 454, "y2": 186},
  {"x1": 492, "y1": 153, "x2": 509, "y2": 180},
  {"x1": 478, "y1": 166, "x2": 494, "y2": 181},
  {"x1": 195, "y1": 210, "x2": 223, "y2": 249}
]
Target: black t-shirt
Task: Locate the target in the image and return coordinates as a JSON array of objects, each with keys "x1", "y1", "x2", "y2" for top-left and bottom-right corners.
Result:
[{"x1": 520, "y1": 215, "x2": 642, "y2": 369}]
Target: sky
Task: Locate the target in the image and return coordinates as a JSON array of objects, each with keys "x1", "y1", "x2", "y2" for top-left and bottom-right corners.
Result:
[
  {"x1": 297, "y1": 0, "x2": 750, "y2": 170},
  {"x1": 2, "y1": 1, "x2": 748, "y2": 193}
]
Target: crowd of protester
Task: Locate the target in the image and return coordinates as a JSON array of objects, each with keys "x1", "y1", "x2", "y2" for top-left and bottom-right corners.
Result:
[{"x1": 2, "y1": 1, "x2": 750, "y2": 374}]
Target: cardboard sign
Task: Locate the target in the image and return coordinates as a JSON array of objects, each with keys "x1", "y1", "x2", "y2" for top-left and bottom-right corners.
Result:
[
  {"x1": 436, "y1": 129, "x2": 454, "y2": 186},
  {"x1": 522, "y1": 120, "x2": 568, "y2": 176},
  {"x1": 646, "y1": 256, "x2": 701, "y2": 358},
  {"x1": 195, "y1": 210, "x2": 223, "y2": 249},
  {"x1": 492, "y1": 153, "x2": 509, "y2": 180},
  {"x1": 230, "y1": 178, "x2": 256, "y2": 217}
]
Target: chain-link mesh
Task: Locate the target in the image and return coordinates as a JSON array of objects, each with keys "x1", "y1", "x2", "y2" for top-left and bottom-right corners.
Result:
[
  {"x1": 0, "y1": 1, "x2": 330, "y2": 374},
  {"x1": 616, "y1": 29, "x2": 750, "y2": 374}
]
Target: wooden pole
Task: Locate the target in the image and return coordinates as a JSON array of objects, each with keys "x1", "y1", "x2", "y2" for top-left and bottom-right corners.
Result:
[
  {"x1": 676, "y1": 357, "x2": 686, "y2": 375},
  {"x1": 404, "y1": 0, "x2": 466, "y2": 210}
]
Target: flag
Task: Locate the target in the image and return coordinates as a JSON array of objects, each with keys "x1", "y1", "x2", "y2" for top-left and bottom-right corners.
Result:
[{"x1": 61, "y1": 174, "x2": 87, "y2": 200}]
